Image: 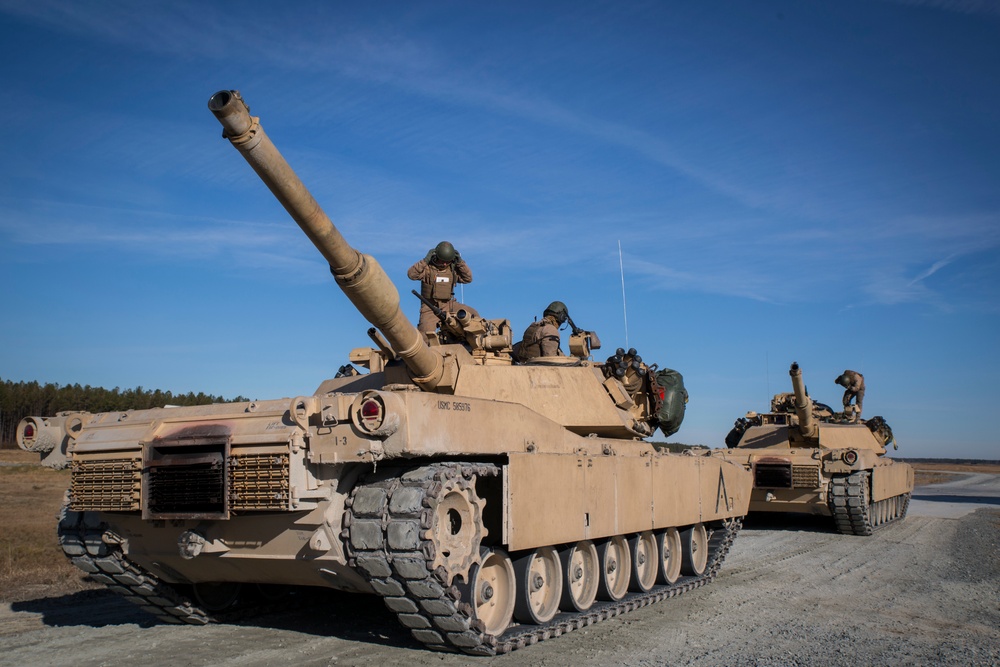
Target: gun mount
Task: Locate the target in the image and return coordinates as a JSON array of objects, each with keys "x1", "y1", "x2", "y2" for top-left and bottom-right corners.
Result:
[
  {"x1": 566, "y1": 314, "x2": 602, "y2": 360},
  {"x1": 409, "y1": 289, "x2": 511, "y2": 351}
]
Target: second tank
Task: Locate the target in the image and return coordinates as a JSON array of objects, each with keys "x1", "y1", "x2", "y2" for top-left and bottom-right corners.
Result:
[{"x1": 713, "y1": 362, "x2": 912, "y2": 535}]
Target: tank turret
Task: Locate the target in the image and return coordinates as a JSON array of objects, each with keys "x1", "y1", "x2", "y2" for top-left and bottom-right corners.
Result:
[{"x1": 209, "y1": 90, "x2": 661, "y2": 437}]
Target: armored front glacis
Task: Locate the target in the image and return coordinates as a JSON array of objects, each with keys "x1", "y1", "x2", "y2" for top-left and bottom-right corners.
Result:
[
  {"x1": 16, "y1": 90, "x2": 752, "y2": 656},
  {"x1": 714, "y1": 362, "x2": 913, "y2": 536}
]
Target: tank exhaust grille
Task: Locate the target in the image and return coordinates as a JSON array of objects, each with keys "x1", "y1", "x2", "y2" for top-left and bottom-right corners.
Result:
[
  {"x1": 792, "y1": 465, "x2": 821, "y2": 489},
  {"x1": 229, "y1": 453, "x2": 290, "y2": 511},
  {"x1": 145, "y1": 447, "x2": 227, "y2": 519},
  {"x1": 70, "y1": 457, "x2": 141, "y2": 511},
  {"x1": 754, "y1": 462, "x2": 792, "y2": 488}
]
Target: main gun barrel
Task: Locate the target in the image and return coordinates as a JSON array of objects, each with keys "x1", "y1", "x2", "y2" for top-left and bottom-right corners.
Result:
[
  {"x1": 788, "y1": 362, "x2": 817, "y2": 438},
  {"x1": 208, "y1": 90, "x2": 443, "y2": 389}
]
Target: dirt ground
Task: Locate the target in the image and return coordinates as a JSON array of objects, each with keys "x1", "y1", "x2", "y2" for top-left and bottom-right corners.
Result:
[
  {"x1": 910, "y1": 462, "x2": 1000, "y2": 487},
  {"x1": 0, "y1": 453, "x2": 997, "y2": 666}
]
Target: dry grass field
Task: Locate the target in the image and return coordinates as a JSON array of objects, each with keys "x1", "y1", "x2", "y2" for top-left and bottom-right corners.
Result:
[
  {"x1": 0, "y1": 447, "x2": 995, "y2": 604},
  {"x1": 0, "y1": 449, "x2": 101, "y2": 602}
]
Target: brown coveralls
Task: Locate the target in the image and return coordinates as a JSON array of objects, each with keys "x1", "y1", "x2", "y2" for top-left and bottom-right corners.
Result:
[
  {"x1": 407, "y1": 258, "x2": 473, "y2": 333},
  {"x1": 839, "y1": 370, "x2": 866, "y2": 413},
  {"x1": 517, "y1": 315, "x2": 562, "y2": 359}
]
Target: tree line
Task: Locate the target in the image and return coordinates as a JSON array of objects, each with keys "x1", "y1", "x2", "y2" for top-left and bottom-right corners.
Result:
[{"x1": 0, "y1": 378, "x2": 249, "y2": 447}]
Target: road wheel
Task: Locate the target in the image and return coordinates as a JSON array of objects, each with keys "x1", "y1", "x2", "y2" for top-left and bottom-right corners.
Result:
[
  {"x1": 470, "y1": 548, "x2": 515, "y2": 637},
  {"x1": 629, "y1": 531, "x2": 658, "y2": 592},
  {"x1": 596, "y1": 535, "x2": 631, "y2": 601},
  {"x1": 680, "y1": 523, "x2": 708, "y2": 576},
  {"x1": 656, "y1": 527, "x2": 682, "y2": 585},
  {"x1": 559, "y1": 540, "x2": 599, "y2": 612},
  {"x1": 513, "y1": 546, "x2": 563, "y2": 624}
]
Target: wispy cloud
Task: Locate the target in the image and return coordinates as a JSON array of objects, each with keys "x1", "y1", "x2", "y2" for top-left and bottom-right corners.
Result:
[
  {"x1": 908, "y1": 255, "x2": 956, "y2": 286},
  {"x1": 0, "y1": 192, "x2": 582, "y2": 281},
  {"x1": 4, "y1": 1, "x2": 999, "y2": 314},
  {"x1": 0, "y1": 1, "x2": 795, "y2": 216},
  {"x1": 1, "y1": 198, "x2": 296, "y2": 254},
  {"x1": 621, "y1": 210, "x2": 1000, "y2": 309},
  {"x1": 627, "y1": 255, "x2": 780, "y2": 303}
]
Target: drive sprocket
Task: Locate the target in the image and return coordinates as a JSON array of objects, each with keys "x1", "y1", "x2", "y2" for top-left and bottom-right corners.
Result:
[{"x1": 425, "y1": 472, "x2": 488, "y2": 585}]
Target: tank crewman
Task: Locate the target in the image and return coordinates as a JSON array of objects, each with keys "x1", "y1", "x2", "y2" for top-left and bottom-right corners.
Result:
[
  {"x1": 517, "y1": 301, "x2": 570, "y2": 360},
  {"x1": 407, "y1": 241, "x2": 473, "y2": 334},
  {"x1": 835, "y1": 370, "x2": 866, "y2": 418}
]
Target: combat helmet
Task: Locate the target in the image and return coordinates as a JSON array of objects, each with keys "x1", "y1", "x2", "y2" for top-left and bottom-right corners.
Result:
[
  {"x1": 544, "y1": 300, "x2": 569, "y2": 325},
  {"x1": 434, "y1": 241, "x2": 457, "y2": 263}
]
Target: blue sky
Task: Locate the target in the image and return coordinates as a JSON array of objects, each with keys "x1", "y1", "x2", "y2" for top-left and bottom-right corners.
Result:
[{"x1": 1, "y1": 1, "x2": 997, "y2": 458}]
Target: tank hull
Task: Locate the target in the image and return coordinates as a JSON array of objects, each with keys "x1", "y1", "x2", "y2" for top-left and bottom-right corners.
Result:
[
  {"x1": 71, "y1": 459, "x2": 748, "y2": 568},
  {"x1": 66, "y1": 403, "x2": 750, "y2": 579},
  {"x1": 50, "y1": 389, "x2": 751, "y2": 653}
]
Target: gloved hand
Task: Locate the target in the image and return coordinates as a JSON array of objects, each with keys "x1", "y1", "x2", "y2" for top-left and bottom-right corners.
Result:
[
  {"x1": 454, "y1": 250, "x2": 463, "y2": 264},
  {"x1": 424, "y1": 249, "x2": 436, "y2": 263}
]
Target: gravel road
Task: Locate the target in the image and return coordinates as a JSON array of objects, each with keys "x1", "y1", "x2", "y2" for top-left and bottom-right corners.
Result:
[{"x1": 2, "y1": 476, "x2": 997, "y2": 667}]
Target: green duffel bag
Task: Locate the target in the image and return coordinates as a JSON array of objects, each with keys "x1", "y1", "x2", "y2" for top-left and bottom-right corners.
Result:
[{"x1": 653, "y1": 368, "x2": 688, "y2": 437}]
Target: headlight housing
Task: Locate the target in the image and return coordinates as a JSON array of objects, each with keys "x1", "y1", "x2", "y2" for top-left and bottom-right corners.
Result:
[{"x1": 351, "y1": 391, "x2": 401, "y2": 437}]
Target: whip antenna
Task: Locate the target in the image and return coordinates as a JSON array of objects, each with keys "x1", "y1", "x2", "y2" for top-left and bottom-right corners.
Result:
[
  {"x1": 766, "y1": 350, "x2": 770, "y2": 404},
  {"x1": 619, "y1": 240, "x2": 629, "y2": 349}
]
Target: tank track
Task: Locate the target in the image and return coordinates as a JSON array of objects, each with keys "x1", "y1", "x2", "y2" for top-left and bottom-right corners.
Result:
[
  {"x1": 56, "y1": 500, "x2": 291, "y2": 625},
  {"x1": 830, "y1": 470, "x2": 911, "y2": 536},
  {"x1": 345, "y1": 462, "x2": 743, "y2": 655}
]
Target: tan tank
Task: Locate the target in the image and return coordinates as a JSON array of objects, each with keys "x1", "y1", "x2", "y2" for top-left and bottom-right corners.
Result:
[
  {"x1": 713, "y1": 362, "x2": 913, "y2": 535},
  {"x1": 17, "y1": 90, "x2": 752, "y2": 655}
]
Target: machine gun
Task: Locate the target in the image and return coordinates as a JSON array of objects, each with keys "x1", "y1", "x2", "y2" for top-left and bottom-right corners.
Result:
[
  {"x1": 410, "y1": 290, "x2": 512, "y2": 354},
  {"x1": 565, "y1": 314, "x2": 601, "y2": 359},
  {"x1": 410, "y1": 289, "x2": 461, "y2": 337}
]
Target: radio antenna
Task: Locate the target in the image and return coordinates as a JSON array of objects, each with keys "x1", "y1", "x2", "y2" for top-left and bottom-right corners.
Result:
[
  {"x1": 619, "y1": 240, "x2": 629, "y2": 349},
  {"x1": 766, "y1": 350, "x2": 770, "y2": 404}
]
